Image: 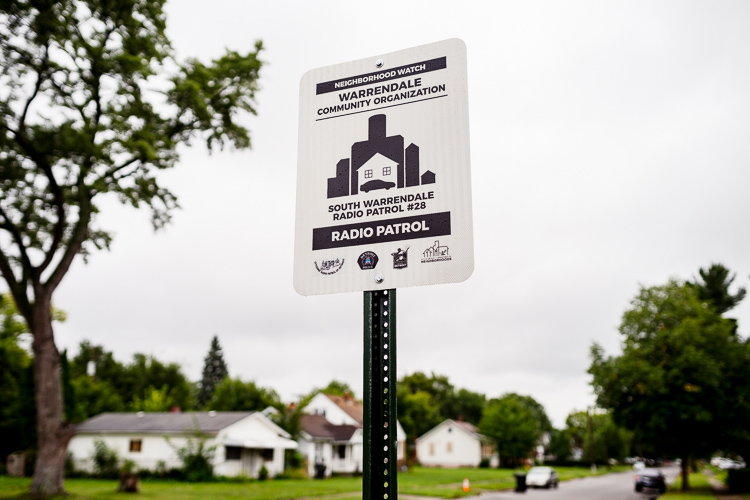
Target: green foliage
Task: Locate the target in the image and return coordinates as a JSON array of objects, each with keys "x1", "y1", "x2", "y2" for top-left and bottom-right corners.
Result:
[
  {"x1": 68, "y1": 341, "x2": 195, "y2": 418},
  {"x1": 166, "y1": 426, "x2": 216, "y2": 482},
  {"x1": 92, "y1": 439, "x2": 120, "y2": 479},
  {"x1": 270, "y1": 392, "x2": 315, "y2": 441},
  {"x1": 396, "y1": 372, "x2": 487, "y2": 443},
  {"x1": 198, "y1": 335, "x2": 229, "y2": 408},
  {"x1": 314, "y1": 380, "x2": 356, "y2": 398},
  {"x1": 208, "y1": 377, "x2": 279, "y2": 412},
  {"x1": 71, "y1": 375, "x2": 126, "y2": 417},
  {"x1": 0, "y1": 3, "x2": 264, "y2": 305},
  {"x1": 479, "y1": 394, "x2": 543, "y2": 467},
  {"x1": 691, "y1": 263, "x2": 746, "y2": 316},
  {"x1": 589, "y1": 279, "x2": 750, "y2": 487},
  {"x1": 442, "y1": 388, "x2": 487, "y2": 427},
  {"x1": 257, "y1": 465, "x2": 269, "y2": 481},
  {"x1": 397, "y1": 388, "x2": 442, "y2": 444},
  {"x1": 129, "y1": 385, "x2": 176, "y2": 412},
  {"x1": 548, "y1": 428, "x2": 573, "y2": 461},
  {"x1": 563, "y1": 409, "x2": 630, "y2": 463}
]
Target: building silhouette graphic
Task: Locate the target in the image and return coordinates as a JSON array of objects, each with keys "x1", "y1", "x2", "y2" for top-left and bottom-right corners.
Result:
[{"x1": 327, "y1": 114, "x2": 435, "y2": 198}]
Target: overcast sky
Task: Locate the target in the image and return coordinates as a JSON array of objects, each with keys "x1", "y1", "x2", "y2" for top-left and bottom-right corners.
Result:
[{"x1": 44, "y1": 0, "x2": 750, "y2": 428}]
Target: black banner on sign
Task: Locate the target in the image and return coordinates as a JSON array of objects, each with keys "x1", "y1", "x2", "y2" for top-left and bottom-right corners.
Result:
[
  {"x1": 316, "y1": 57, "x2": 447, "y2": 95},
  {"x1": 312, "y1": 212, "x2": 451, "y2": 250}
]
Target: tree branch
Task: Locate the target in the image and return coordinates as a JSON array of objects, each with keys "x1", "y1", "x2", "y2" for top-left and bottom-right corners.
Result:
[
  {"x1": 11, "y1": 121, "x2": 70, "y2": 276},
  {"x1": 18, "y1": 44, "x2": 48, "y2": 133},
  {"x1": 44, "y1": 180, "x2": 91, "y2": 294},
  {"x1": 0, "y1": 204, "x2": 34, "y2": 282},
  {"x1": 0, "y1": 247, "x2": 32, "y2": 325}
]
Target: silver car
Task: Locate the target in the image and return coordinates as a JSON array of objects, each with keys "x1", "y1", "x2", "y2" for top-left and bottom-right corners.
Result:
[{"x1": 525, "y1": 466, "x2": 560, "y2": 488}]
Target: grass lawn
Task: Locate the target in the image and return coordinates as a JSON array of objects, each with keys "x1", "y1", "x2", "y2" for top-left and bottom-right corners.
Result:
[
  {"x1": 0, "y1": 465, "x2": 631, "y2": 500},
  {"x1": 661, "y1": 471, "x2": 715, "y2": 500}
]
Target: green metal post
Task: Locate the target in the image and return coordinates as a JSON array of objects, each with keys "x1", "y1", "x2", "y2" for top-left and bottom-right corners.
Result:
[{"x1": 364, "y1": 289, "x2": 397, "y2": 500}]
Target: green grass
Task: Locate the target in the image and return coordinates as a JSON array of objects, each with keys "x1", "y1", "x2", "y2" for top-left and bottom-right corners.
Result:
[
  {"x1": 0, "y1": 465, "x2": 632, "y2": 500},
  {"x1": 0, "y1": 476, "x2": 362, "y2": 500},
  {"x1": 661, "y1": 471, "x2": 715, "y2": 500}
]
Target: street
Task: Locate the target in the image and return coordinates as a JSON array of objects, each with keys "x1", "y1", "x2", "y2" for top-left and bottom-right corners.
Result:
[{"x1": 478, "y1": 467, "x2": 680, "y2": 500}]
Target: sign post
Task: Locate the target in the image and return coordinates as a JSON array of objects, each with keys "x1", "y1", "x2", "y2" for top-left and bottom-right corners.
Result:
[
  {"x1": 363, "y1": 289, "x2": 397, "y2": 499},
  {"x1": 295, "y1": 39, "x2": 473, "y2": 499}
]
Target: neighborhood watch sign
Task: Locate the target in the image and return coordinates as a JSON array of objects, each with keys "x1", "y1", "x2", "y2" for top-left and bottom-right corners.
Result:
[{"x1": 294, "y1": 39, "x2": 474, "y2": 295}]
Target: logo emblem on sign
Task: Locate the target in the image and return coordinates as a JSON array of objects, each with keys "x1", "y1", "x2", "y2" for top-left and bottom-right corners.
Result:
[
  {"x1": 326, "y1": 114, "x2": 436, "y2": 198},
  {"x1": 421, "y1": 240, "x2": 451, "y2": 264},
  {"x1": 357, "y1": 251, "x2": 379, "y2": 270},
  {"x1": 391, "y1": 247, "x2": 409, "y2": 269},
  {"x1": 314, "y1": 258, "x2": 345, "y2": 275}
]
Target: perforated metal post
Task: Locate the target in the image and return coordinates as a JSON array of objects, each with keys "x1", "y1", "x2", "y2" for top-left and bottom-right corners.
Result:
[{"x1": 363, "y1": 289, "x2": 397, "y2": 500}]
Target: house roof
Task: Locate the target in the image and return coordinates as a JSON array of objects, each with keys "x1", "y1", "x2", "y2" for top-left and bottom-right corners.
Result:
[
  {"x1": 454, "y1": 421, "x2": 480, "y2": 436},
  {"x1": 75, "y1": 412, "x2": 255, "y2": 434},
  {"x1": 300, "y1": 414, "x2": 358, "y2": 442},
  {"x1": 416, "y1": 419, "x2": 489, "y2": 443},
  {"x1": 325, "y1": 394, "x2": 364, "y2": 426}
]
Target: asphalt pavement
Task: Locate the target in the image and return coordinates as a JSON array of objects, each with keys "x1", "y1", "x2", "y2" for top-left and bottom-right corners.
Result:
[{"x1": 476, "y1": 466, "x2": 680, "y2": 500}]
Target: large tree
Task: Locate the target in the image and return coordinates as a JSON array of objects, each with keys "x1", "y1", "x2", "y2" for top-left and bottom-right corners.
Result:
[
  {"x1": 479, "y1": 393, "x2": 543, "y2": 467},
  {"x1": 589, "y1": 279, "x2": 749, "y2": 490},
  {"x1": 0, "y1": 1, "x2": 263, "y2": 494}
]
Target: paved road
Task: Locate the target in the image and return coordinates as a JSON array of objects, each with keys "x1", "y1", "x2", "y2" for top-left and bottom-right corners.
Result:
[{"x1": 477, "y1": 467, "x2": 680, "y2": 500}]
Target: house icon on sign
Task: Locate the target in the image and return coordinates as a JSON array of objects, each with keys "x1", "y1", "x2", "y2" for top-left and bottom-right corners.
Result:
[{"x1": 327, "y1": 114, "x2": 435, "y2": 198}]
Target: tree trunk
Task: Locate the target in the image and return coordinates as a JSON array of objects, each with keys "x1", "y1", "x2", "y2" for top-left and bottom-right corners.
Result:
[
  {"x1": 680, "y1": 454, "x2": 690, "y2": 492},
  {"x1": 29, "y1": 296, "x2": 74, "y2": 496}
]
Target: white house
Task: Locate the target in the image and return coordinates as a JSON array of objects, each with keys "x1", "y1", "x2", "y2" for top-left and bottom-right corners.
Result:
[
  {"x1": 416, "y1": 419, "x2": 496, "y2": 468},
  {"x1": 298, "y1": 413, "x2": 363, "y2": 477},
  {"x1": 299, "y1": 393, "x2": 406, "y2": 475},
  {"x1": 67, "y1": 411, "x2": 297, "y2": 478}
]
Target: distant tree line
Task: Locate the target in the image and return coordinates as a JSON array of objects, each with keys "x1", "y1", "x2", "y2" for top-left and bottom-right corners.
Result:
[
  {"x1": 0, "y1": 297, "x2": 635, "y2": 473},
  {"x1": 3, "y1": 262, "x2": 748, "y2": 483}
]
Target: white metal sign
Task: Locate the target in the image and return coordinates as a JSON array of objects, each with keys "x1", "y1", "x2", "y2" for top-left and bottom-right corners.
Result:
[{"x1": 294, "y1": 39, "x2": 473, "y2": 295}]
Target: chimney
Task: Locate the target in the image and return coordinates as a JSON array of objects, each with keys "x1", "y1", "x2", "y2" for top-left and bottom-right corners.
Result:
[{"x1": 368, "y1": 114, "x2": 386, "y2": 140}]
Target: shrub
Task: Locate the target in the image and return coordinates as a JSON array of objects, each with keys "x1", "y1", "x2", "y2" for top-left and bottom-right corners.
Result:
[
  {"x1": 479, "y1": 458, "x2": 490, "y2": 468},
  {"x1": 165, "y1": 425, "x2": 216, "y2": 482},
  {"x1": 285, "y1": 450, "x2": 304, "y2": 469},
  {"x1": 258, "y1": 465, "x2": 269, "y2": 481},
  {"x1": 92, "y1": 439, "x2": 120, "y2": 479}
]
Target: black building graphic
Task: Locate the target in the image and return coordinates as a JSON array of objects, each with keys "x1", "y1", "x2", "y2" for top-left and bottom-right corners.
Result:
[{"x1": 327, "y1": 114, "x2": 435, "y2": 198}]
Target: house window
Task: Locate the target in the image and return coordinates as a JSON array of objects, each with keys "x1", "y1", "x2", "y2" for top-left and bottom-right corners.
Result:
[
  {"x1": 225, "y1": 446, "x2": 241, "y2": 460},
  {"x1": 262, "y1": 449, "x2": 274, "y2": 461},
  {"x1": 129, "y1": 439, "x2": 142, "y2": 453},
  {"x1": 429, "y1": 443, "x2": 434, "y2": 455},
  {"x1": 447, "y1": 442, "x2": 452, "y2": 453},
  {"x1": 337, "y1": 445, "x2": 346, "y2": 459},
  {"x1": 383, "y1": 166, "x2": 391, "y2": 176},
  {"x1": 364, "y1": 169, "x2": 373, "y2": 179}
]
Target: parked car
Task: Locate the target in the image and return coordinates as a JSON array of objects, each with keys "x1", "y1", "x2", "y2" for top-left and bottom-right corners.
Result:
[
  {"x1": 633, "y1": 461, "x2": 646, "y2": 471},
  {"x1": 634, "y1": 468, "x2": 666, "y2": 494},
  {"x1": 525, "y1": 466, "x2": 559, "y2": 489},
  {"x1": 719, "y1": 459, "x2": 746, "y2": 470}
]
